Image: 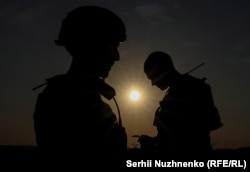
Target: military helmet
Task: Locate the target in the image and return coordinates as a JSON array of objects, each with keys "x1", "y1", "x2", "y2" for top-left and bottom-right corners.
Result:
[
  {"x1": 55, "y1": 6, "x2": 126, "y2": 46},
  {"x1": 144, "y1": 51, "x2": 174, "y2": 75}
]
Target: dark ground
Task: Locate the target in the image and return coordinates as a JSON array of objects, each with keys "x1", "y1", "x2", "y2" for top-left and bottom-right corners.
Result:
[{"x1": 0, "y1": 145, "x2": 249, "y2": 171}]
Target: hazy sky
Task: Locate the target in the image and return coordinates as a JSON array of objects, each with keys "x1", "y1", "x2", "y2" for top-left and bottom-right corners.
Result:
[{"x1": 0, "y1": 0, "x2": 249, "y2": 149}]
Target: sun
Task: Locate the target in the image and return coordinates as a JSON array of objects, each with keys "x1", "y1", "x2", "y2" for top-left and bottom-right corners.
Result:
[{"x1": 129, "y1": 90, "x2": 140, "y2": 101}]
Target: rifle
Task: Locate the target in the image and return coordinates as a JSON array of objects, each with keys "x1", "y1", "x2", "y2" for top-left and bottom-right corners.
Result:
[{"x1": 185, "y1": 62, "x2": 206, "y2": 81}]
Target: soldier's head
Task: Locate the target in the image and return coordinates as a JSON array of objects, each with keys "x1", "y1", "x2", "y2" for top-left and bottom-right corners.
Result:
[
  {"x1": 144, "y1": 51, "x2": 177, "y2": 90},
  {"x1": 55, "y1": 6, "x2": 126, "y2": 78}
]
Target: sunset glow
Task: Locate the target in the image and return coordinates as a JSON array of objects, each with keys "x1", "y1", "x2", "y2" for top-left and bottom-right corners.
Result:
[{"x1": 129, "y1": 90, "x2": 140, "y2": 101}]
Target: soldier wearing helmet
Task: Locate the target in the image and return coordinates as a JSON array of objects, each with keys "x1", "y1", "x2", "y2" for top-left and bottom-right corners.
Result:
[
  {"x1": 56, "y1": 5, "x2": 126, "y2": 79},
  {"x1": 139, "y1": 51, "x2": 223, "y2": 159},
  {"x1": 33, "y1": 6, "x2": 127, "y2": 168}
]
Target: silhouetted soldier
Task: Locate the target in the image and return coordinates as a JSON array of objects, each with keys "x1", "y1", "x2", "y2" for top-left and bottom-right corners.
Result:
[
  {"x1": 139, "y1": 51, "x2": 223, "y2": 159},
  {"x1": 33, "y1": 6, "x2": 127, "y2": 169}
]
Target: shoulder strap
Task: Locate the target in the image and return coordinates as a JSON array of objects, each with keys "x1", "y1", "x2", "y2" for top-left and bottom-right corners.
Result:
[{"x1": 112, "y1": 97, "x2": 123, "y2": 126}]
